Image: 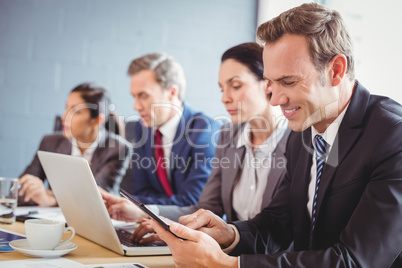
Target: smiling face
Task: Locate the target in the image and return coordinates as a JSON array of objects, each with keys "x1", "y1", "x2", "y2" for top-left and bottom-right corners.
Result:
[
  {"x1": 263, "y1": 34, "x2": 340, "y2": 132},
  {"x1": 219, "y1": 59, "x2": 269, "y2": 124},
  {"x1": 61, "y1": 92, "x2": 97, "y2": 141},
  {"x1": 130, "y1": 69, "x2": 176, "y2": 128}
]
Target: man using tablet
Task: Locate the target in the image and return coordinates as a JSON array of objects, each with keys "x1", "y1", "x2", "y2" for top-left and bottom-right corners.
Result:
[{"x1": 149, "y1": 3, "x2": 402, "y2": 267}]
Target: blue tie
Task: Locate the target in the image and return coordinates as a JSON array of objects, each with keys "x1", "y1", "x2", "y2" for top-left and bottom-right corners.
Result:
[{"x1": 310, "y1": 134, "x2": 328, "y2": 248}]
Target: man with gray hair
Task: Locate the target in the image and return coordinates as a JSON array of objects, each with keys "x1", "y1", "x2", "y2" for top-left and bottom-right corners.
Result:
[{"x1": 102, "y1": 53, "x2": 221, "y2": 215}]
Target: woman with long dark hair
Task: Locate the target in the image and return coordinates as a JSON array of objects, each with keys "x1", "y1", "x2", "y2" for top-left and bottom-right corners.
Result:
[{"x1": 18, "y1": 83, "x2": 131, "y2": 206}]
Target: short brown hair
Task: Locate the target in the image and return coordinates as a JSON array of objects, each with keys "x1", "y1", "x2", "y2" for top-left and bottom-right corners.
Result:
[{"x1": 257, "y1": 3, "x2": 355, "y2": 80}]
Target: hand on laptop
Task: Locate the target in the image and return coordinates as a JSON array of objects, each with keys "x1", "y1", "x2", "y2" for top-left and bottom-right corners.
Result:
[
  {"x1": 131, "y1": 218, "x2": 161, "y2": 243},
  {"x1": 19, "y1": 174, "x2": 57, "y2": 207},
  {"x1": 99, "y1": 187, "x2": 147, "y2": 222}
]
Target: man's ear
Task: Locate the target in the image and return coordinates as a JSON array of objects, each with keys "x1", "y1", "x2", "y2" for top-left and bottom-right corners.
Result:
[
  {"x1": 329, "y1": 54, "x2": 347, "y2": 87},
  {"x1": 260, "y1": 79, "x2": 272, "y2": 99},
  {"x1": 260, "y1": 79, "x2": 269, "y2": 93},
  {"x1": 167, "y1": 85, "x2": 179, "y2": 101}
]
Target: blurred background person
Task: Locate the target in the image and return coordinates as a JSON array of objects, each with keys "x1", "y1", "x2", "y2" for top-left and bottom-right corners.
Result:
[
  {"x1": 116, "y1": 53, "x2": 221, "y2": 206},
  {"x1": 18, "y1": 82, "x2": 132, "y2": 206}
]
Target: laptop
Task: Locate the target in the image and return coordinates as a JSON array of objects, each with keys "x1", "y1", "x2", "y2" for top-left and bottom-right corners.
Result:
[{"x1": 37, "y1": 150, "x2": 171, "y2": 256}]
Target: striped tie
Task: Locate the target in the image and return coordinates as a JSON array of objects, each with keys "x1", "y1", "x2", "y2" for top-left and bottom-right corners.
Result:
[{"x1": 310, "y1": 134, "x2": 328, "y2": 249}]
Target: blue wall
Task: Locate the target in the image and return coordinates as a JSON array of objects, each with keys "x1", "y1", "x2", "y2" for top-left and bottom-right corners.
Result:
[{"x1": 0, "y1": 0, "x2": 257, "y2": 177}]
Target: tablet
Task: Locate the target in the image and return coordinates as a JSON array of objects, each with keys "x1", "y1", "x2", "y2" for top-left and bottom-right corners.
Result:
[{"x1": 119, "y1": 189, "x2": 185, "y2": 240}]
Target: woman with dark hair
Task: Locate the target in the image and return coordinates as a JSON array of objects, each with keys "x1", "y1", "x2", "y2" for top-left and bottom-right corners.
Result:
[
  {"x1": 101, "y1": 42, "x2": 291, "y2": 243},
  {"x1": 18, "y1": 83, "x2": 131, "y2": 207}
]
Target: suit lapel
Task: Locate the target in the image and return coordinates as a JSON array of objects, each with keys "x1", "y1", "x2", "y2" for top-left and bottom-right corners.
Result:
[
  {"x1": 91, "y1": 132, "x2": 108, "y2": 170},
  {"x1": 91, "y1": 144, "x2": 102, "y2": 168},
  {"x1": 146, "y1": 126, "x2": 156, "y2": 172},
  {"x1": 223, "y1": 146, "x2": 245, "y2": 222},
  {"x1": 292, "y1": 129, "x2": 314, "y2": 249},
  {"x1": 170, "y1": 103, "x2": 191, "y2": 176},
  {"x1": 315, "y1": 83, "x2": 369, "y2": 221},
  {"x1": 261, "y1": 129, "x2": 291, "y2": 209},
  {"x1": 58, "y1": 137, "x2": 72, "y2": 155},
  {"x1": 220, "y1": 123, "x2": 246, "y2": 222}
]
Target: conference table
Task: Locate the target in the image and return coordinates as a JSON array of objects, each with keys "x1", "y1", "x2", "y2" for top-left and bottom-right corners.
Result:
[{"x1": 1, "y1": 221, "x2": 175, "y2": 267}]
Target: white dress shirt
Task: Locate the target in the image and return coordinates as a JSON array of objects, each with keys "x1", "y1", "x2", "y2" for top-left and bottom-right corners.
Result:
[
  {"x1": 70, "y1": 129, "x2": 104, "y2": 165},
  {"x1": 139, "y1": 110, "x2": 183, "y2": 215},
  {"x1": 225, "y1": 103, "x2": 351, "y2": 260},
  {"x1": 232, "y1": 119, "x2": 288, "y2": 221},
  {"x1": 154, "y1": 109, "x2": 182, "y2": 181},
  {"x1": 307, "y1": 103, "x2": 350, "y2": 218}
]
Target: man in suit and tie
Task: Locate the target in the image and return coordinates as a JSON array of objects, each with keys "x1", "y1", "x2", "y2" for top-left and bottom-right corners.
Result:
[
  {"x1": 148, "y1": 3, "x2": 402, "y2": 267},
  {"x1": 104, "y1": 53, "x2": 221, "y2": 209}
]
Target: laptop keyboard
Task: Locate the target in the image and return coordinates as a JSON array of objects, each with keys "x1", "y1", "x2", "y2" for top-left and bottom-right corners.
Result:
[{"x1": 116, "y1": 229, "x2": 166, "y2": 247}]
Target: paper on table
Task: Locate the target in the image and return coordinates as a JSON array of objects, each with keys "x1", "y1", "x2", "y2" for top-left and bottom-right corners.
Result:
[
  {"x1": 15, "y1": 206, "x2": 137, "y2": 228},
  {"x1": 85, "y1": 263, "x2": 148, "y2": 268},
  {"x1": 16, "y1": 206, "x2": 66, "y2": 222},
  {"x1": 0, "y1": 259, "x2": 149, "y2": 268},
  {"x1": 0, "y1": 257, "x2": 85, "y2": 268}
]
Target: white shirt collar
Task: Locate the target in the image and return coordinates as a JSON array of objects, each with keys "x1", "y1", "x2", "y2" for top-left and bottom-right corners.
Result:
[
  {"x1": 71, "y1": 129, "x2": 104, "y2": 164},
  {"x1": 237, "y1": 119, "x2": 288, "y2": 149},
  {"x1": 152, "y1": 109, "x2": 183, "y2": 179},
  {"x1": 311, "y1": 102, "x2": 350, "y2": 149},
  {"x1": 236, "y1": 123, "x2": 250, "y2": 149},
  {"x1": 154, "y1": 108, "x2": 183, "y2": 143}
]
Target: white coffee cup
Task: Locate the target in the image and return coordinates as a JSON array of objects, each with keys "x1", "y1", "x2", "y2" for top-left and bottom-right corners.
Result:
[{"x1": 25, "y1": 219, "x2": 75, "y2": 250}]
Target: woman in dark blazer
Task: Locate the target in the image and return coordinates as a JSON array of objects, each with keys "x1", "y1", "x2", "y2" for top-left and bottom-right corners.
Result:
[
  {"x1": 19, "y1": 83, "x2": 131, "y2": 206},
  {"x1": 101, "y1": 43, "x2": 291, "y2": 243}
]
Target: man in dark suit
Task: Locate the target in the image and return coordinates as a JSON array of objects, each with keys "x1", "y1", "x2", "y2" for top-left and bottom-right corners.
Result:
[
  {"x1": 103, "y1": 53, "x2": 220, "y2": 212},
  {"x1": 149, "y1": 3, "x2": 402, "y2": 267}
]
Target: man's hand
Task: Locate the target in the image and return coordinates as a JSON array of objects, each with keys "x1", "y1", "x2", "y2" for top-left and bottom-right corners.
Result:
[
  {"x1": 19, "y1": 174, "x2": 56, "y2": 206},
  {"x1": 179, "y1": 209, "x2": 236, "y2": 248},
  {"x1": 98, "y1": 187, "x2": 147, "y2": 222},
  {"x1": 150, "y1": 218, "x2": 238, "y2": 268},
  {"x1": 131, "y1": 218, "x2": 161, "y2": 243}
]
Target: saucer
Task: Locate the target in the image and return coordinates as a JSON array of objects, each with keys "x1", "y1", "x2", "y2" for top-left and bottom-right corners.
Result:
[{"x1": 9, "y1": 239, "x2": 77, "y2": 258}]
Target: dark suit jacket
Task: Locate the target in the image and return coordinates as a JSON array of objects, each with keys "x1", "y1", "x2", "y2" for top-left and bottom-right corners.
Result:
[
  {"x1": 19, "y1": 131, "x2": 132, "y2": 205},
  {"x1": 128, "y1": 103, "x2": 221, "y2": 206},
  {"x1": 158, "y1": 123, "x2": 291, "y2": 222},
  {"x1": 231, "y1": 82, "x2": 402, "y2": 267}
]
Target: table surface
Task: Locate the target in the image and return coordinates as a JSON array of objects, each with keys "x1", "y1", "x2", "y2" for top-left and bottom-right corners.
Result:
[{"x1": 0, "y1": 222, "x2": 175, "y2": 268}]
